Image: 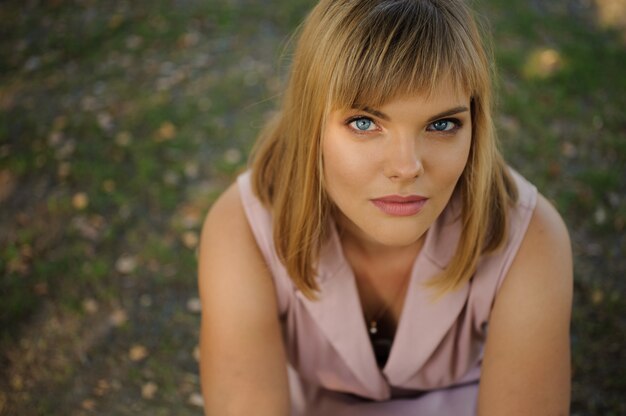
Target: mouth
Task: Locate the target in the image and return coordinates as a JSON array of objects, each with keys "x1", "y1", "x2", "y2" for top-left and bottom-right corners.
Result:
[{"x1": 370, "y1": 195, "x2": 428, "y2": 217}]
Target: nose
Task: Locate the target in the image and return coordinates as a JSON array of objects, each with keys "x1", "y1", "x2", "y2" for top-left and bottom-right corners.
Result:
[{"x1": 383, "y1": 134, "x2": 423, "y2": 181}]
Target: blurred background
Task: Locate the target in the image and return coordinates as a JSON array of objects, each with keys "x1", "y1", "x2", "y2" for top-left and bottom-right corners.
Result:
[{"x1": 0, "y1": 0, "x2": 624, "y2": 414}]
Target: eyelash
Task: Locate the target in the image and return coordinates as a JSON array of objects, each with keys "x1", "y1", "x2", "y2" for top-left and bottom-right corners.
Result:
[{"x1": 345, "y1": 116, "x2": 463, "y2": 135}]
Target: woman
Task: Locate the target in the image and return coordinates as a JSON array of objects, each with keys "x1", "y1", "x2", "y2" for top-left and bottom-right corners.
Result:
[{"x1": 198, "y1": 0, "x2": 572, "y2": 414}]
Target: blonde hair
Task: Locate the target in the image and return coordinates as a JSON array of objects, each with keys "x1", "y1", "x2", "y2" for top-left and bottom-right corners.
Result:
[{"x1": 250, "y1": 0, "x2": 518, "y2": 299}]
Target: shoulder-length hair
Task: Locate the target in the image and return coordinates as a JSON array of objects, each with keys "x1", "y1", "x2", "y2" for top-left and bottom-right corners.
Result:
[{"x1": 250, "y1": 0, "x2": 518, "y2": 299}]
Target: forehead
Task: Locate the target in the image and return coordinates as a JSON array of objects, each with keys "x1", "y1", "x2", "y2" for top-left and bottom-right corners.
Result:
[{"x1": 329, "y1": 77, "x2": 472, "y2": 114}]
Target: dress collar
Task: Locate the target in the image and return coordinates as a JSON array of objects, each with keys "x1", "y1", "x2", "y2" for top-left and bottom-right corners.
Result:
[{"x1": 298, "y1": 195, "x2": 470, "y2": 398}]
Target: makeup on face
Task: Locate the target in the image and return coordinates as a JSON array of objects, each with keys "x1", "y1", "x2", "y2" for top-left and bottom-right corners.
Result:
[
  {"x1": 322, "y1": 86, "x2": 472, "y2": 249},
  {"x1": 370, "y1": 195, "x2": 428, "y2": 217}
]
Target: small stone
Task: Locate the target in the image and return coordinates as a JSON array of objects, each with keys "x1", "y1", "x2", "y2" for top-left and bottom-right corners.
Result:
[
  {"x1": 115, "y1": 255, "x2": 137, "y2": 274},
  {"x1": 125, "y1": 35, "x2": 143, "y2": 50},
  {"x1": 140, "y1": 294, "x2": 152, "y2": 307},
  {"x1": 187, "y1": 297, "x2": 202, "y2": 314},
  {"x1": 224, "y1": 148, "x2": 241, "y2": 164},
  {"x1": 184, "y1": 161, "x2": 199, "y2": 179},
  {"x1": 594, "y1": 206, "x2": 607, "y2": 225},
  {"x1": 163, "y1": 170, "x2": 180, "y2": 186},
  {"x1": 188, "y1": 393, "x2": 204, "y2": 408},
  {"x1": 97, "y1": 112, "x2": 113, "y2": 130}
]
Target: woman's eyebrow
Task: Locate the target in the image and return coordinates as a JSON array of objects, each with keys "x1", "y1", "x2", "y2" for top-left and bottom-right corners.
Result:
[
  {"x1": 361, "y1": 106, "x2": 390, "y2": 121},
  {"x1": 356, "y1": 105, "x2": 469, "y2": 123},
  {"x1": 426, "y1": 106, "x2": 469, "y2": 123}
]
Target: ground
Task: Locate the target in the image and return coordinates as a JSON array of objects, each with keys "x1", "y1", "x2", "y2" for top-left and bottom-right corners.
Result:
[{"x1": 0, "y1": 0, "x2": 624, "y2": 415}]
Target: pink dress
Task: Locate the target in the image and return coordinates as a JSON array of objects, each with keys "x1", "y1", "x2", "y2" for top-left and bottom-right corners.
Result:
[{"x1": 237, "y1": 169, "x2": 537, "y2": 415}]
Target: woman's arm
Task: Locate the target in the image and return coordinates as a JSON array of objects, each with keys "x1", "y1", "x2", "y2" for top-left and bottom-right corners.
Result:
[
  {"x1": 198, "y1": 183, "x2": 290, "y2": 415},
  {"x1": 477, "y1": 194, "x2": 573, "y2": 416}
]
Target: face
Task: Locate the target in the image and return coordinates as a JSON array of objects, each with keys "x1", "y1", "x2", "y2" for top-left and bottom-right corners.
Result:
[{"x1": 321, "y1": 85, "x2": 472, "y2": 250}]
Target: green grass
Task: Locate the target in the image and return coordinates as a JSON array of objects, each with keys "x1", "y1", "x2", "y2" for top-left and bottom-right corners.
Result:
[{"x1": 0, "y1": 0, "x2": 624, "y2": 414}]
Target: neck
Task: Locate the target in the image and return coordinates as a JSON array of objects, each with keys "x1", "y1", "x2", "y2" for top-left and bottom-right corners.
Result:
[{"x1": 333, "y1": 210, "x2": 427, "y2": 263}]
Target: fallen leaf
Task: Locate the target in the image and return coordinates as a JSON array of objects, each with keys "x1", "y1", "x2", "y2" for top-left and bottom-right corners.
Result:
[
  {"x1": 182, "y1": 231, "x2": 199, "y2": 249},
  {"x1": 156, "y1": 121, "x2": 176, "y2": 141},
  {"x1": 129, "y1": 344, "x2": 149, "y2": 362},
  {"x1": 93, "y1": 379, "x2": 111, "y2": 396},
  {"x1": 163, "y1": 170, "x2": 180, "y2": 185},
  {"x1": 108, "y1": 14, "x2": 124, "y2": 30},
  {"x1": 57, "y1": 162, "x2": 71, "y2": 179},
  {"x1": 177, "y1": 203, "x2": 202, "y2": 229},
  {"x1": 83, "y1": 298, "x2": 99, "y2": 314},
  {"x1": 7, "y1": 255, "x2": 29, "y2": 275},
  {"x1": 72, "y1": 215, "x2": 101, "y2": 240},
  {"x1": 140, "y1": 294, "x2": 153, "y2": 307},
  {"x1": 141, "y1": 382, "x2": 158, "y2": 399},
  {"x1": 52, "y1": 115, "x2": 67, "y2": 131},
  {"x1": 110, "y1": 309, "x2": 128, "y2": 327},
  {"x1": 34, "y1": 282, "x2": 48, "y2": 296},
  {"x1": 125, "y1": 35, "x2": 143, "y2": 50},
  {"x1": 72, "y1": 192, "x2": 89, "y2": 210},
  {"x1": 100, "y1": 182, "x2": 115, "y2": 195},
  {"x1": 81, "y1": 399, "x2": 96, "y2": 411},
  {"x1": 184, "y1": 161, "x2": 199, "y2": 179},
  {"x1": 177, "y1": 32, "x2": 199, "y2": 49},
  {"x1": 55, "y1": 139, "x2": 76, "y2": 159},
  {"x1": 193, "y1": 345, "x2": 200, "y2": 362},
  {"x1": 115, "y1": 131, "x2": 132, "y2": 146},
  {"x1": 11, "y1": 375, "x2": 23, "y2": 390},
  {"x1": 592, "y1": 289, "x2": 604, "y2": 305},
  {"x1": 561, "y1": 141, "x2": 577, "y2": 158},
  {"x1": 0, "y1": 169, "x2": 16, "y2": 203}
]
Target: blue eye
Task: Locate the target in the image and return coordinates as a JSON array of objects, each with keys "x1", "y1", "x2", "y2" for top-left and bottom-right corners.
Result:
[
  {"x1": 349, "y1": 117, "x2": 376, "y2": 131},
  {"x1": 428, "y1": 119, "x2": 460, "y2": 132}
]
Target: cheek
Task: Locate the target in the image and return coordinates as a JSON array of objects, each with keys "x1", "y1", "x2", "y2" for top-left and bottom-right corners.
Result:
[
  {"x1": 427, "y1": 136, "x2": 471, "y2": 181},
  {"x1": 322, "y1": 135, "x2": 374, "y2": 193}
]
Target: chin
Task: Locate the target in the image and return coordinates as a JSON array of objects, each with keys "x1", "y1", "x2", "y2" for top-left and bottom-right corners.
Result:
[{"x1": 366, "y1": 223, "x2": 427, "y2": 248}]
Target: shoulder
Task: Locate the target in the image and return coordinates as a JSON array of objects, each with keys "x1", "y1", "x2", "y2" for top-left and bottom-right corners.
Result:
[
  {"x1": 201, "y1": 177, "x2": 259, "y2": 249},
  {"x1": 199, "y1": 180, "x2": 269, "y2": 297},
  {"x1": 204, "y1": 180, "x2": 245, "y2": 229},
  {"x1": 512, "y1": 193, "x2": 572, "y2": 285},
  {"x1": 496, "y1": 192, "x2": 572, "y2": 321},
  {"x1": 197, "y1": 182, "x2": 290, "y2": 412},
  {"x1": 477, "y1": 192, "x2": 572, "y2": 414}
]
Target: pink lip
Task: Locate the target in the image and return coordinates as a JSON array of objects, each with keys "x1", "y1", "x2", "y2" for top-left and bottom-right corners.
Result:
[{"x1": 371, "y1": 195, "x2": 428, "y2": 216}]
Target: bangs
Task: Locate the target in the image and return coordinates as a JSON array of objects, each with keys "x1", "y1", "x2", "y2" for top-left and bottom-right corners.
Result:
[{"x1": 327, "y1": 0, "x2": 484, "y2": 110}]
